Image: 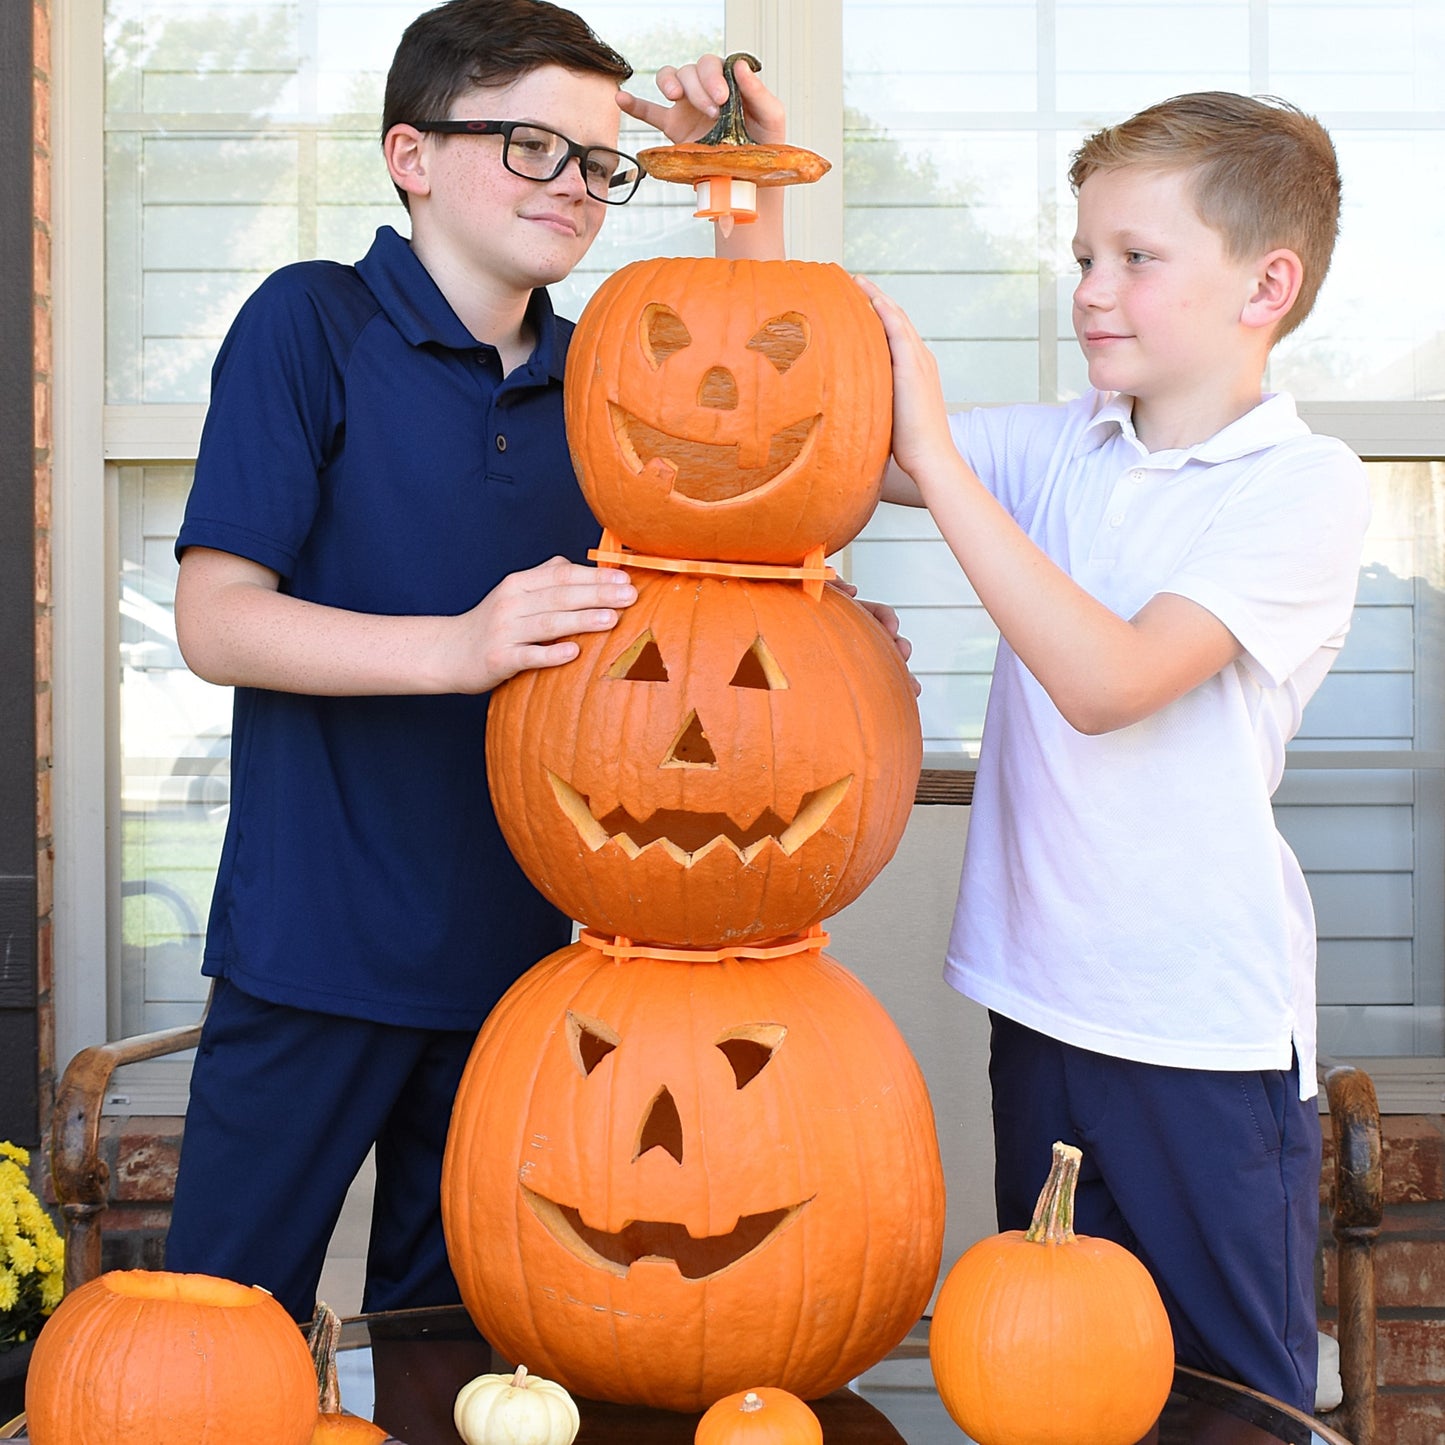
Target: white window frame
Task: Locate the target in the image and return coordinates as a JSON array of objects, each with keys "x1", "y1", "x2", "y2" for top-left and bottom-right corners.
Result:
[{"x1": 52, "y1": 0, "x2": 1445, "y2": 1111}]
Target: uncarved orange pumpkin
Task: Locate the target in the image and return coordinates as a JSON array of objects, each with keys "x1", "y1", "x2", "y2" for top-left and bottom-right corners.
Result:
[
  {"x1": 564, "y1": 256, "x2": 892, "y2": 565},
  {"x1": 25, "y1": 1270, "x2": 318, "y2": 1445},
  {"x1": 486, "y1": 571, "x2": 921, "y2": 948},
  {"x1": 441, "y1": 938, "x2": 945, "y2": 1412},
  {"x1": 695, "y1": 1386, "x2": 823, "y2": 1445},
  {"x1": 929, "y1": 1142, "x2": 1175, "y2": 1445}
]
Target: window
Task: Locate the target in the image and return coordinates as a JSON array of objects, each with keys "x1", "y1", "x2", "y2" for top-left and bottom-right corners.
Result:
[
  {"x1": 88, "y1": 0, "x2": 725, "y2": 1062},
  {"x1": 57, "y1": 0, "x2": 1445, "y2": 1098}
]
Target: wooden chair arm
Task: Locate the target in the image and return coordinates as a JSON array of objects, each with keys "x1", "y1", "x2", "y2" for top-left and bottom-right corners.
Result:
[
  {"x1": 1320, "y1": 1060, "x2": 1383, "y2": 1445},
  {"x1": 50, "y1": 1006, "x2": 208, "y2": 1294}
]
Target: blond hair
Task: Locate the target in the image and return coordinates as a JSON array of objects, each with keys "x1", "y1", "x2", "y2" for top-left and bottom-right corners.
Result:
[{"x1": 1069, "y1": 92, "x2": 1341, "y2": 340}]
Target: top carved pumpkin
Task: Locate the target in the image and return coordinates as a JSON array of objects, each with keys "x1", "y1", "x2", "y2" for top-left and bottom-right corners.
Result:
[{"x1": 564, "y1": 257, "x2": 893, "y2": 565}]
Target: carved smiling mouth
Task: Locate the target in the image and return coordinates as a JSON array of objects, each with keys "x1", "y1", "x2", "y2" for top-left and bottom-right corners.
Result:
[
  {"x1": 547, "y1": 772, "x2": 852, "y2": 864},
  {"x1": 608, "y1": 404, "x2": 818, "y2": 502},
  {"x1": 525, "y1": 1187, "x2": 808, "y2": 1280}
]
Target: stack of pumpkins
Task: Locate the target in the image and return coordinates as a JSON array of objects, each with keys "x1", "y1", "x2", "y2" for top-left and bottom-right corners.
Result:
[{"x1": 440, "y1": 231, "x2": 947, "y2": 1411}]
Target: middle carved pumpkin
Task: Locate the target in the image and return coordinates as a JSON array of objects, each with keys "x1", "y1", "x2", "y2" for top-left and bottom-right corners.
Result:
[
  {"x1": 485, "y1": 571, "x2": 922, "y2": 948},
  {"x1": 441, "y1": 938, "x2": 947, "y2": 1412},
  {"x1": 564, "y1": 256, "x2": 893, "y2": 566}
]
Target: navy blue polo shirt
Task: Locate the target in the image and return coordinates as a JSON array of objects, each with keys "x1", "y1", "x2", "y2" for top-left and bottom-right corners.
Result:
[{"x1": 176, "y1": 225, "x2": 601, "y2": 1029}]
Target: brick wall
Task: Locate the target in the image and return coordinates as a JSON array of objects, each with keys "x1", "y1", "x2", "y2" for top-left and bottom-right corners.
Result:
[{"x1": 1323, "y1": 1114, "x2": 1445, "y2": 1443}]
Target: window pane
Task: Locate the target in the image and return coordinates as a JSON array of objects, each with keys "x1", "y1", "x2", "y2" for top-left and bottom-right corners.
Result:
[
  {"x1": 105, "y1": 1, "x2": 720, "y2": 1033},
  {"x1": 844, "y1": 0, "x2": 1445, "y2": 407},
  {"x1": 104, "y1": 0, "x2": 723, "y2": 403},
  {"x1": 1055, "y1": 2, "x2": 1250, "y2": 113},
  {"x1": 1288, "y1": 462, "x2": 1445, "y2": 1058},
  {"x1": 118, "y1": 463, "x2": 228, "y2": 1037}
]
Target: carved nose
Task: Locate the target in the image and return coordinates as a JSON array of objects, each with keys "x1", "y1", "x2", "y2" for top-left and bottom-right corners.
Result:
[
  {"x1": 698, "y1": 366, "x2": 738, "y2": 410},
  {"x1": 664, "y1": 710, "x2": 716, "y2": 768},
  {"x1": 636, "y1": 1086, "x2": 684, "y2": 1164}
]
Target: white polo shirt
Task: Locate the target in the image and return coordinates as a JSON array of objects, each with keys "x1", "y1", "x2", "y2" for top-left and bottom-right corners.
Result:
[{"x1": 943, "y1": 390, "x2": 1370, "y2": 1098}]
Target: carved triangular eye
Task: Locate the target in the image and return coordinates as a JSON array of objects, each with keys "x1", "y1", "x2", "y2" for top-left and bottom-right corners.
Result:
[
  {"x1": 716, "y1": 1024, "x2": 787, "y2": 1088},
  {"x1": 607, "y1": 631, "x2": 668, "y2": 682},
  {"x1": 746, "y1": 312, "x2": 809, "y2": 374},
  {"x1": 643, "y1": 303, "x2": 691, "y2": 368},
  {"x1": 729, "y1": 637, "x2": 788, "y2": 691},
  {"x1": 568, "y1": 1012, "x2": 619, "y2": 1077}
]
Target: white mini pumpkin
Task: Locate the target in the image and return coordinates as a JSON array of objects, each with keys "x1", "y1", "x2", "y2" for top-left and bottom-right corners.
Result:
[{"x1": 453, "y1": 1365, "x2": 580, "y2": 1445}]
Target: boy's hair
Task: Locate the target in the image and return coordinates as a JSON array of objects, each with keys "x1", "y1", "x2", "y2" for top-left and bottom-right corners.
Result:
[
  {"x1": 1069, "y1": 91, "x2": 1341, "y2": 340},
  {"x1": 382, "y1": 0, "x2": 633, "y2": 207}
]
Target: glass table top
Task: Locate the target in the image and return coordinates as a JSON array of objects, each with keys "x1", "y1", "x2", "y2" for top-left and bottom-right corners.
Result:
[{"x1": 2, "y1": 1306, "x2": 1354, "y2": 1444}]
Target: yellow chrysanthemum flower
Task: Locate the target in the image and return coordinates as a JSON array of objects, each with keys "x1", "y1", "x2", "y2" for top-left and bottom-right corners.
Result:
[{"x1": 0, "y1": 1139, "x2": 66, "y2": 1351}]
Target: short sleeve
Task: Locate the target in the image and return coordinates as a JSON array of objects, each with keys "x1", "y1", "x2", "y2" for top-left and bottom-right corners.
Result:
[
  {"x1": 177, "y1": 262, "x2": 375, "y2": 578},
  {"x1": 1162, "y1": 435, "x2": 1371, "y2": 685}
]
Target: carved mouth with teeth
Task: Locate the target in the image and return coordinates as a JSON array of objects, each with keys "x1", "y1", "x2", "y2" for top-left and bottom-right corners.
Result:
[
  {"x1": 524, "y1": 1188, "x2": 809, "y2": 1280},
  {"x1": 546, "y1": 772, "x2": 852, "y2": 864},
  {"x1": 608, "y1": 405, "x2": 819, "y2": 503}
]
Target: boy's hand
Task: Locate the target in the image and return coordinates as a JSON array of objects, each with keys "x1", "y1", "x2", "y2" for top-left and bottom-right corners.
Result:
[
  {"x1": 617, "y1": 53, "x2": 786, "y2": 147},
  {"x1": 828, "y1": 578, "x2": 921, "y2": 696},
  {"x1": 855, "y1": 277, "x2": 957, "y2": 497},
  {"x1": 453, "y1": 557, "x2": 635, "y2": 690}
]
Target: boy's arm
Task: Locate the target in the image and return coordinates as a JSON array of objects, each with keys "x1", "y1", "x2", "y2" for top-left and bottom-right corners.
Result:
[
  {"x1": 174, "y1": 547, "x2": 636, "y2": 697},
  {"x1": 862, "y1": 279, "x2": 1241, "y2": 737},
  {"x1": 617, "y1": 54, "x2": 785, "y2": 262}
]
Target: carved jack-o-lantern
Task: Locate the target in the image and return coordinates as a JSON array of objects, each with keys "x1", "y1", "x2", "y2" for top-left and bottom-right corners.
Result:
[
  {"x1": 486, "y1": 571, "x2": 921, "y2": 948},
  {"x1": 441, "y1": 939, "x2": 946, "y2": 1412},
  {"x1": 564, "y1": 257, "x2": 893, "y2": 565}
]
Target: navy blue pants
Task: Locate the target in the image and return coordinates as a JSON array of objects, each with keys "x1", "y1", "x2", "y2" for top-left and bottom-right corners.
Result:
[
  {"x1": 165, "y1": 979, "x2": 478, "y2": 1321},
  {"x1": 988, "y1": 1012, "x2": 1321, "y2": 1414}
]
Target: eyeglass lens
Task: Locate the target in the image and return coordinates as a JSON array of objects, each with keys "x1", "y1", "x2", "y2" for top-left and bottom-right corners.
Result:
[{"x1": 503, "y1": 124, "x2": 640, "y2": 202}]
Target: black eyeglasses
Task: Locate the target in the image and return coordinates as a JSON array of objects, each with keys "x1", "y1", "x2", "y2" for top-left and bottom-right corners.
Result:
[{"x1": 410, "y1": 119, "x2": 644, "y2": 204}]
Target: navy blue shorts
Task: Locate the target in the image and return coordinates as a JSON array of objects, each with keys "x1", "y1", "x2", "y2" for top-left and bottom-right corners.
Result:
[
  {"x1": 987, "y1": 1012, "x2": 1322, "y2": 1414},
  {"x1": 165, "y1": 978, "x2": 478, "y2": 1321}
]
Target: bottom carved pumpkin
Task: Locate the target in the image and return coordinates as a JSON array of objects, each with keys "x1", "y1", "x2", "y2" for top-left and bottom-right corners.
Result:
[{"x1": 441, "y1": 938, "x2": 945, "y2": 1412}]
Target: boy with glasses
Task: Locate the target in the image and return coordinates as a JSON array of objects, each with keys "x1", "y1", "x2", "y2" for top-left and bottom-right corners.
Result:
[{"x1": 165, "y1": 0, "x2": 777, "y2": 1322}]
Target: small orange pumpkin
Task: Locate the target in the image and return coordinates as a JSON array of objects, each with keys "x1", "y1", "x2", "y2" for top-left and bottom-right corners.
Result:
[
  {"x1": 564, "y1": 255, "x2": 892, "y2": 566},
  {"x1": 442, "y1": 938, "x2": 945, "y2": 1412},
  {"x1": 486, "y1": 571, "x2": 920, "y2": 948},
  {"x1": 695, "y1": 1387, "x2": 822, "y2": 1445},
  {"x1": 25, "y1": 1270, "x2": 318, "y2": 1445},
  {"x1": 929, "y1": 1142, "x2": 1175, "y2": 1445}
]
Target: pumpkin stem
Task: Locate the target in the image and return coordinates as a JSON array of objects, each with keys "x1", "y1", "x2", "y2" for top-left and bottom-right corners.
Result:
[
  {"x1": 1023, "y1": 1141, "x2": 1082, "y2": 1246},
  {"x1": 306, "y1": 1300, "x2": 343, "y2": 1415},
  {"x1": 511, "y1": 1364, "x2": 531, "y2": 1389},
  {"x1": 740, "y1": 1392, "x2": 765, "y2": 1413},
  {"x1": 698, "y1": 53, "x2": 762, "y2": 147}
]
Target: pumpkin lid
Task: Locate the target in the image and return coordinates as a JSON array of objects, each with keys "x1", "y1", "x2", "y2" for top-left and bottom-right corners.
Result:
[
  {"x1": 637, "y1": 141, "x2": 829, "y2": 187},
  {"x1": 637, "y1": 52, "x2": 829, "y2": 190}
]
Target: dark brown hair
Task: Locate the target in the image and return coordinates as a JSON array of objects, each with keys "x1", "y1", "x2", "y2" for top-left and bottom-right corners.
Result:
[
  {"x1": 382, "y1": 0, "x2": 633, "y2": 205},
  {"x1": 1069, "y1": 91, "x2": 1342, "y2": 339}
]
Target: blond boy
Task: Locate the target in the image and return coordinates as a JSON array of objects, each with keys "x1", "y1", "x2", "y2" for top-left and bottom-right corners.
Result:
[{"x1": 865, "y1": 92, "x2": 1369, "y2": 1409}]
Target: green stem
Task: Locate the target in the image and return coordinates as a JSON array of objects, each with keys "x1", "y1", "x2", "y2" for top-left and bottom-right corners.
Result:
[
  {"x1": 699, "y1": 53, "x2": 762, "y2": 146},
  {"x1": 1023, "y1": 1141, "x2": 1081, "y2": 1245}
]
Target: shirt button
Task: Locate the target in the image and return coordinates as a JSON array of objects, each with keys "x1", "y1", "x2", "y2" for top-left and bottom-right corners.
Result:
[
  {"x1": 1130, "y1": 469, "x2": 1145, "y2": 482},
  {"x1": 1109, "y1": 513, "x2": 1124, "y2": 527},
  {"x1": 496, "y1": 434, "x2": 508, "y2": 452}
]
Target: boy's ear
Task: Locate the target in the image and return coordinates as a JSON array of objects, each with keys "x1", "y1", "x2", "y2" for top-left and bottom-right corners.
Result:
[
  {"x1": 1242, "y1": 248, "x2": 1304, "y2": 333},
  {"x1": 384, "y1": 124, "x2": 432, "y2": 202}
]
